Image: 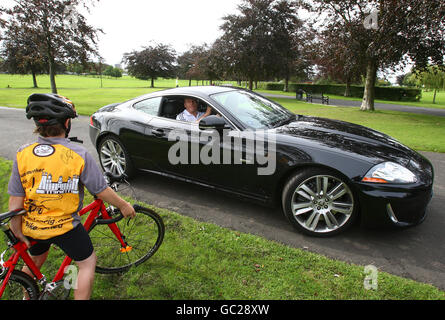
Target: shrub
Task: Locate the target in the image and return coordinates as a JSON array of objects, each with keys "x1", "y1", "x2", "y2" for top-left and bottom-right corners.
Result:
[{"x1": 265, "y1": 83, "x2": 422, "y2": 102}]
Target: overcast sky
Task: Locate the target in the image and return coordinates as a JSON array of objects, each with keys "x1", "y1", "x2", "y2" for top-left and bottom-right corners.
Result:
[
  {"x1": 2, "y1": 0, "x2": 242, "y2": 65},
  {"x1": 87, "y1": 0, "x2": 242, "y2": 65}
]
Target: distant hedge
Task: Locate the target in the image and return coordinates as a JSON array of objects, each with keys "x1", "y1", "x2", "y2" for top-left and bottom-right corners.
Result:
[{"x1": 264, "y1": 83, "x2": 422, "y2": 102}]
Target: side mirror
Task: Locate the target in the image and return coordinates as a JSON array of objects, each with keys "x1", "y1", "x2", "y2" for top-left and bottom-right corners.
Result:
[{"x1": 199, "y1": 115, "x2": 228, "y2": 131}]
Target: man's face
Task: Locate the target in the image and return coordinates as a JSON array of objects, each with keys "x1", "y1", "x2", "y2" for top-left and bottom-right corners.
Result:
[{"x1": 184, "y1": 98, "x2": 198, "y2": 114}]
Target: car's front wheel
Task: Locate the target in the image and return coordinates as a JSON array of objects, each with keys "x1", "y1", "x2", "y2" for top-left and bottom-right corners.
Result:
[
  {"x1": 98, "y1": 135, "x2": 134, "y2": 178},
  {"x1": 282, "y1": 168, "x2": 357, "y2": 237}
]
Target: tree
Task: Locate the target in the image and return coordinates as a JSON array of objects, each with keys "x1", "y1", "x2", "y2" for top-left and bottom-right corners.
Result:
[
  {"x1": 1, "y1": 22, "x2": 46, "y2": 88},
  {"x1": 269, "y1": 0, "x2": 306, "y2": 92},
  {"x1": 307, "y1": 0, "x2": 445, "y2": 111},
  {"x1": 218, "y1": 0, "x2": 306, "y2": 91},
  {"x1": 1, "y1": 0, "x2": 102, "y2": 94},
  {"x1": 123, "y1": 43, "x2": 176, "y2": 88},
  {"x1": 177, "y1": 44, "x2": 213, "y2": 86},
  {"x1": 103, "y1": 66, "x2": 122, "y2": 78},
  {"x1": 312, "y1": 21, "x2": 366, "y2": 96},
  {"x1": 219, "y1": 0, "x2": 279, "y2": 90},
  {"x1": 417, "y1": 66, "x2": 445, "y2": 104}
]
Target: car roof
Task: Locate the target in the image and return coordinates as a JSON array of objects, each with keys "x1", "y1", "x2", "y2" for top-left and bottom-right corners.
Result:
[{"x1": 156, "y1": 85, "x2": 239, "y2": 97}]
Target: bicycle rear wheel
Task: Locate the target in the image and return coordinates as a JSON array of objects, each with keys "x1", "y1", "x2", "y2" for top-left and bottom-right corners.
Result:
[
  {"x1": 0, "y1": 270, "x2": 40, "y2": 300},
  {"x1": 89, "y1": 206, "x2": 164, "y2": 274}
]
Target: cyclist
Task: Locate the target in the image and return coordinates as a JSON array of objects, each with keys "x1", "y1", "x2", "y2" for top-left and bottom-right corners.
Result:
[{"x1": 7, "y1": 93, "x2": 136, "y2": 300}]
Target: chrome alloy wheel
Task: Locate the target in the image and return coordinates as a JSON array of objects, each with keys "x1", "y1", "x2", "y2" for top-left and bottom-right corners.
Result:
[
  {"x1": 291, "y1": 175, "x2": 354, "y2": 234},
  {"x1": 100, "y1": 139, "x2": 127, "y2": 176}
]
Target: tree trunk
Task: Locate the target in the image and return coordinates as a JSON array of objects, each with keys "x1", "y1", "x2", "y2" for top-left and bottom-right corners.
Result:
[
  {"x1": 248, "y1": 78, "x2": 253, "y2": 91},
  {"x1": 284, "y1": 76, "x2": 289, "y2": 92},
  {"x1": 344, "y1": 78, "x2": 351, "y2": 97},
  {"x1": 433, "y1": 89, "x2": 437, "y2": 104},
  {"x1": 189, "y1": 78, "x2": 192, "y2": 86},
  {"x1": 48, "y1": 59, "x2": 57, "y2": 94},
  {"x1": 360, "y1": 59, "x2": 378, "y2": 111},
  {"x1": 151, "y1": 77, "x2": 154, "y2": 88},
  {"x1": 31, "y1": 70, "x2": 38, "y2": 88}
]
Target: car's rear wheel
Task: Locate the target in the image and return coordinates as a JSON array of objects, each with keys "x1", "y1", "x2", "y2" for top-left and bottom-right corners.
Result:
[
  {"x1": 98, "y1": 135, "x2": 134, "y2": 178},
  {"x1": 282, "y1": 168, "x2": 357, "y2": 237}
]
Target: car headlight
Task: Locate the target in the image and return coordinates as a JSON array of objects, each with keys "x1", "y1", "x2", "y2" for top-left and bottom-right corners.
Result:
[{"x1": 362, "y1": 162, "x2": 417, "y2": 184}]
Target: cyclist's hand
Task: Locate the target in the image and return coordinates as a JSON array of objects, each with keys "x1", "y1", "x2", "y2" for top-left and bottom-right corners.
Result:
[
  {"x1": 10, "y1": 216, "x2": 31, "y2": 248},
  {"x1": 120, "y1": 202, "x2": 136, "y2": 219}
]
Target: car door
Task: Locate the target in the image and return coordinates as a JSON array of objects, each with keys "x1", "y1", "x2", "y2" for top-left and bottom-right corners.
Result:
[
  {"x1": 120, "y1": 96, "x2": 163, "y2": 170},
  {"x1": 197, "y1": 127, "x2": 272, "y2": 198}
]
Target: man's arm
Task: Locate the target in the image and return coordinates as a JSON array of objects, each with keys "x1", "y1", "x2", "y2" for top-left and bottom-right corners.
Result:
[
  {"x1": 9, "y1": 196, "x2": 31, "y2": 247},
  {"x1": 96, "y1": 187, "x2": 136, "y2": 219},
  {"x1": 197, "y1": 106, "x2": 212, "y2": 122}
]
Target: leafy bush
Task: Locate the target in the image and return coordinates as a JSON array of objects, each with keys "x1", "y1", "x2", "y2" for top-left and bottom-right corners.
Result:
[{"x1": 265, "y1": 83, "x2": 422, "y2": 101}]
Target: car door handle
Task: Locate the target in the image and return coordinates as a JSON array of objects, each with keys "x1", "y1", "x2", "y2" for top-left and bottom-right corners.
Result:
[{"x1": 152, "y1": 129, "x2": 166, "y2": 137}]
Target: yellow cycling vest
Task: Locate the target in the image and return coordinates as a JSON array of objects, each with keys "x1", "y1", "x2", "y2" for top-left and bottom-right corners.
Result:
[{"x1": 8, "y1": 137, "x2": 107, "y2": 240}]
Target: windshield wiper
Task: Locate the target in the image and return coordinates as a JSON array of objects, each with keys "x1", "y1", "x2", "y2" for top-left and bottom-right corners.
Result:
[{"x1": 272, "y1": 115, "x2": 296, "y2": 128}]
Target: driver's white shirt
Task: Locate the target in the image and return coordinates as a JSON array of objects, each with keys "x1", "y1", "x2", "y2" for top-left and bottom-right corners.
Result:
[{"x1": 176, "y1": 109, "x2": 205, "y2": 122}]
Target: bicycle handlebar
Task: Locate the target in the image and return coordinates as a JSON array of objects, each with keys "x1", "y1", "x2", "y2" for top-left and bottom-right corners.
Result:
[
  {"x1": 93, "y1": 204, "x2": 141, "y2": 226},
  {"x1": 0, "y1": 209, "x2": 27, "y2": 224},
  {"x1": 94, "y1": 211, "x2": 124, "y2": 225}
]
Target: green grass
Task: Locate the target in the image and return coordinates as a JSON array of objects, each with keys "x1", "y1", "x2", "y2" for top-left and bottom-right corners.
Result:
[
  {"x1": 0, "y1": 159, "x2": 12, "y2": 213},
  {"x1": 0, "y1": 157, "x2": 444, "y2": 300},
  {"x1": 0, "y1": 74, "x2": 444, "y2": 153},
  {"x1": 276, "y1": 98, "x2": 445, "y2": 153}
]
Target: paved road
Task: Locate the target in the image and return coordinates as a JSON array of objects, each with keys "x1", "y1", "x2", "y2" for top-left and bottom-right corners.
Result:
[
  {"x1": 263, "y1": 93, "x2": 445, "y2": 117},
  {"x1": 1, "y1": 106, "x2": 445, "y2": 290}
]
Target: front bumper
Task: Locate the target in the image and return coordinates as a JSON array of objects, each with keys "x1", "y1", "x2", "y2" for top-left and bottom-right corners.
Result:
[
  {"x1": 89, "y1": 124, "x2": 100, "y2": 148},
  {"x1": 355, "y1": 182, "x2": 433, "y2": 228}
]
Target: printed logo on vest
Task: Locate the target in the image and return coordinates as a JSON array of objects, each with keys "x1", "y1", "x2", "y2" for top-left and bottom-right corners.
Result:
[
  {"x1": 33, "y1": 144, "x2": 55, "y2": 157},
  {"x1": 36, "y1": 172, "x2": 80, "y2": 195}
]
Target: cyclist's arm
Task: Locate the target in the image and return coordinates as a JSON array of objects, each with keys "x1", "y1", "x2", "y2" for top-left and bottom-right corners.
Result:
[
  {"x1": 96, "y1": 187, "x2": 136, "y2": 219},
  {"x1": 8, "y1": 196, "x2": 31, "y2": 247}
]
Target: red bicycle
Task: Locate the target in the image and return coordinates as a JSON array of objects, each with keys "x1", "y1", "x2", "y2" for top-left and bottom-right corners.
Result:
[{"x1": 0, "y1": 174, "x2": 165, "y2": 300}]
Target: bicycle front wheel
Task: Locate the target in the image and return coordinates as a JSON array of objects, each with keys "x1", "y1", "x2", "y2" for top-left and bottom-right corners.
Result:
[
  {"x1": 0, "y1": 270, "x2": 40, "y2": 300},
  {"x1": 89, "y1": 206, "x2": 164, "y2": 274}
]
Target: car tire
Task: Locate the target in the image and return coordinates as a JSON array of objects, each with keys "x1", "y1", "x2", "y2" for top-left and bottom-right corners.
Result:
[
  {"x1": 98, "y1": 135, "x2": 135, "y2": 179},
  {"x1": 282, "y1": 167, "x2": 358, "y2": 237}
]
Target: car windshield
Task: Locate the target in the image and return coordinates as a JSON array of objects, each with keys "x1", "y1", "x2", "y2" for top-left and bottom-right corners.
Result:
[{"x1": 210, "y1": 90, "x2": 294, "y2": 129}]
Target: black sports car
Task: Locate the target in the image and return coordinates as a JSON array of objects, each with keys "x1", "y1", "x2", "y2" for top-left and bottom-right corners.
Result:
[{"x1": 89, "y1": 86, "x2": 434, "y2": 236}]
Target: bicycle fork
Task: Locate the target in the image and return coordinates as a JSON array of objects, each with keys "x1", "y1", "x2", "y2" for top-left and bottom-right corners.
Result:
[{"x1": 84, "y1": 204, "x2": 132, "y2": 253}]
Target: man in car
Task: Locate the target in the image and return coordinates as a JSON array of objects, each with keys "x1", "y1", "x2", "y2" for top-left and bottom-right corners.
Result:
[{"x1": 176, "y1": 97, "x2": 211, "y2": 122}]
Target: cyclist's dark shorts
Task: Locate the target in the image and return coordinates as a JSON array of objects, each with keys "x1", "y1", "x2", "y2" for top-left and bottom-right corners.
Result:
[{"x1": 27, "y1": 224, "x2": 94, "y2": 262}]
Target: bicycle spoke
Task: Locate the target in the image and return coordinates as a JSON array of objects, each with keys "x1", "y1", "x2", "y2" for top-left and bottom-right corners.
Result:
[{"x1": 90, "y1": 206, "x2": 164, "y2": 274}]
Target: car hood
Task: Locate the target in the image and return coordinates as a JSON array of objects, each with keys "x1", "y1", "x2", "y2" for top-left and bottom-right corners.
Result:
[{"x1": 275, "y1": 115, "x2": 421, "y2": 167}]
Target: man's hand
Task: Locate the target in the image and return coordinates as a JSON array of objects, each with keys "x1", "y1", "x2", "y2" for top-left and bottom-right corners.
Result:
[
  {"x1": 10, "y1": 215, "x2": 31, "y2": 248},
  {"x1": 96, "y1": 187, "x2": 136, "y2": 219},
  {"x1": 120, "y1": 201, "x2": 136, "y2": 219},
  {"x1": 9, "y1": 196, "x2": 31, "y2": 248}
]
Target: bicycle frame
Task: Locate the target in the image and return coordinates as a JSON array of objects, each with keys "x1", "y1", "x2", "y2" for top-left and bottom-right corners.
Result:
[{"x1": 0, "y1": 198, "x2": 127, "y2": 299}]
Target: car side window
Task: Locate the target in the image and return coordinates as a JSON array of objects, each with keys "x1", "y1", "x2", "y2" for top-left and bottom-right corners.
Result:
[{"x1": 133, "y1": 97, "x2": 162, "y2": 116}]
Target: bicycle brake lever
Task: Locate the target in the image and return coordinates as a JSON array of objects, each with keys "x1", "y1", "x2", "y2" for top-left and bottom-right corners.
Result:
[{"x1": 68, "y1": 137, "x2": 84, "y2": 144}]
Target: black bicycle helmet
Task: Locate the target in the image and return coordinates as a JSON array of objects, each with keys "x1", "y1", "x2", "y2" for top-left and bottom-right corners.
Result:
[{"x1": 26, "y1": 93, "x2": 78, "y2": 127}]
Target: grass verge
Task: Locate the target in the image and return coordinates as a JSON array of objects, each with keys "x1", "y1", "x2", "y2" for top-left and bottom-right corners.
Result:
[
  {"x1": 276, "y1": 98, "x2": 445, "y2": 153},
  {"x1": 0, "y1": 157, "x2": 444, "y2": 300}
]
